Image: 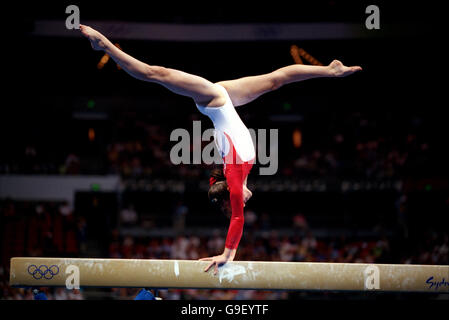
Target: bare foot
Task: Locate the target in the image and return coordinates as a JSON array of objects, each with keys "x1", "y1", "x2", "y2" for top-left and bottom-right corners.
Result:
[
  {"x1": 79, "y1": 24, "x2": 107, "y2": 51},
  {"x1": 329, "y1": 60, "x2": 362, "y2": 77}
]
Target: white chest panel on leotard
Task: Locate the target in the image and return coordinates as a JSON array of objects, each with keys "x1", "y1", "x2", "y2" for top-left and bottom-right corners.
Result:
[{"x1": 196, "y1": 84, "x2": 255, "y2": 162}]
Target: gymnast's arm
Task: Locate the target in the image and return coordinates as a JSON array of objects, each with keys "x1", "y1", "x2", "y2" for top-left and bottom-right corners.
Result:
[{"x1": 200, "y1": 166, "x2": 245, "y2": 274}]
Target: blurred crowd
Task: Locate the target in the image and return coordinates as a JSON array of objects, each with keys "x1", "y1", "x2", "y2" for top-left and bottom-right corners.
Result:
[
  {"x1": 1, "y1": 108, "x2": 447, "y2": 300},
  {"x1": 0, "y1": 111, "x2": 437, "y2": 181},
  {"x1": 0, "y1": 200, "x2": 88, "y2": 300},
  {"x1": 1, "y1": 199, "x2": 447, "y2": 300},
  {"x1": 0, "y1": 200, "x2": 87, "y2": 263}
]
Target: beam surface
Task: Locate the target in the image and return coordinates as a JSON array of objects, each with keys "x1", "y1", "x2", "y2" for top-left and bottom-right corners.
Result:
[{"x1": 10, "y1": 257, "x2": 449, "y2": 293}]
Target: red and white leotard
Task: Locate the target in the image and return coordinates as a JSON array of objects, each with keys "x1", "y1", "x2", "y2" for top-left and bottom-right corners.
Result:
[{"x1": 196, "y1": 84, "x2": 255, "y2": 250}]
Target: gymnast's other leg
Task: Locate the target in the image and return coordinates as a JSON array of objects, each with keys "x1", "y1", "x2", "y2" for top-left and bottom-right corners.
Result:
[
  {"x1": 79, "y1": 25, "x2": 225, "y2": 107},
  {"x1": 217, "y1": 61, "x2": 362, "y2": 107}
]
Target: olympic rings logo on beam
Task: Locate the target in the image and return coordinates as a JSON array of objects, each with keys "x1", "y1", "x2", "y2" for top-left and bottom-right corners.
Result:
[{"x1": 28, "y1": 264, "x2": 60, "y2": 280}]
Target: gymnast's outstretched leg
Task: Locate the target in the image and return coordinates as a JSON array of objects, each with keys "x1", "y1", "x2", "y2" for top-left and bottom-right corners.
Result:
[
  {"x1": 80, "y1": 25, "x2": 361, "y2": 109},
  {"x1": 217, "y1": 61, "x2": 362, "y2": 107},
  {"x1": 79, "y1": 25, "x2": 224, "y2": 107}
]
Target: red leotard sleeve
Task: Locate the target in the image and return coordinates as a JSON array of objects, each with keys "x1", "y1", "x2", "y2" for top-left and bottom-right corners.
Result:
[{"x1": 224, "y1": 162, "x2": 245, "y2": 249}]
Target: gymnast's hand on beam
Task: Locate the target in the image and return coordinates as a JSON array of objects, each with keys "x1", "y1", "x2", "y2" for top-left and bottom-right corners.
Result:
[{"x1": 199, "y1": 248, "x2": 237, "y2": 275}]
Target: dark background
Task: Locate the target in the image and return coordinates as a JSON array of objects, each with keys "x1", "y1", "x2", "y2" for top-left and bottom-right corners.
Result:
[{"x1": 1, "y1": 0, "x2": 448, "y2": 300}]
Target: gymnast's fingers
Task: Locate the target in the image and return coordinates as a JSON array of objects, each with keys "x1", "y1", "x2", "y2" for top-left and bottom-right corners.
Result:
[
  {"x1": 204, "y1": 261, "x2": 215, "y2": 272},
  {"x1": 199, "y1": 257, "x2": 213, "y2": 261},
  {"x1": 214, "y1": 262, "x2": 219, "y2": 275}
]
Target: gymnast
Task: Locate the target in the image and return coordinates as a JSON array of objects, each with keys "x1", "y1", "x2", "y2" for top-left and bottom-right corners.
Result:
[{"x1": 79, "y1": 25, "x2": 361, "y2": 275}]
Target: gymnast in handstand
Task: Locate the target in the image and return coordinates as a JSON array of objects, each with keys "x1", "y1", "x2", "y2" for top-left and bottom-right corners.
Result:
[{"x1": 80, "y1": 25, "x2": 361, "y2": 274}]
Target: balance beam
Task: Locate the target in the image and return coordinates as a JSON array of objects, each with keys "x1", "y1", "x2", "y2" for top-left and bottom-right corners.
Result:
[{"x1": 9, "y1": 257, "x2": 449, "y2": 293}]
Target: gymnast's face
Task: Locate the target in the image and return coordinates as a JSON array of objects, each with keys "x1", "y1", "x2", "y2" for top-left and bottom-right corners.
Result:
[{"x1": 220, "y1": 199, "x2": 232, "y2": 219}]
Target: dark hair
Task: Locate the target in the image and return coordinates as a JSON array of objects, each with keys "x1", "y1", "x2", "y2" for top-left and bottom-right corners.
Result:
[
  {"x1": 208, "y1": 167, "x2": 230, "y2": 217},
  {"x1": 209, "y1": 167, "x2": 225, "y2": 186},
  {"x1": 208, "y1": 180, "x2": 229, "y2": 205}
]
